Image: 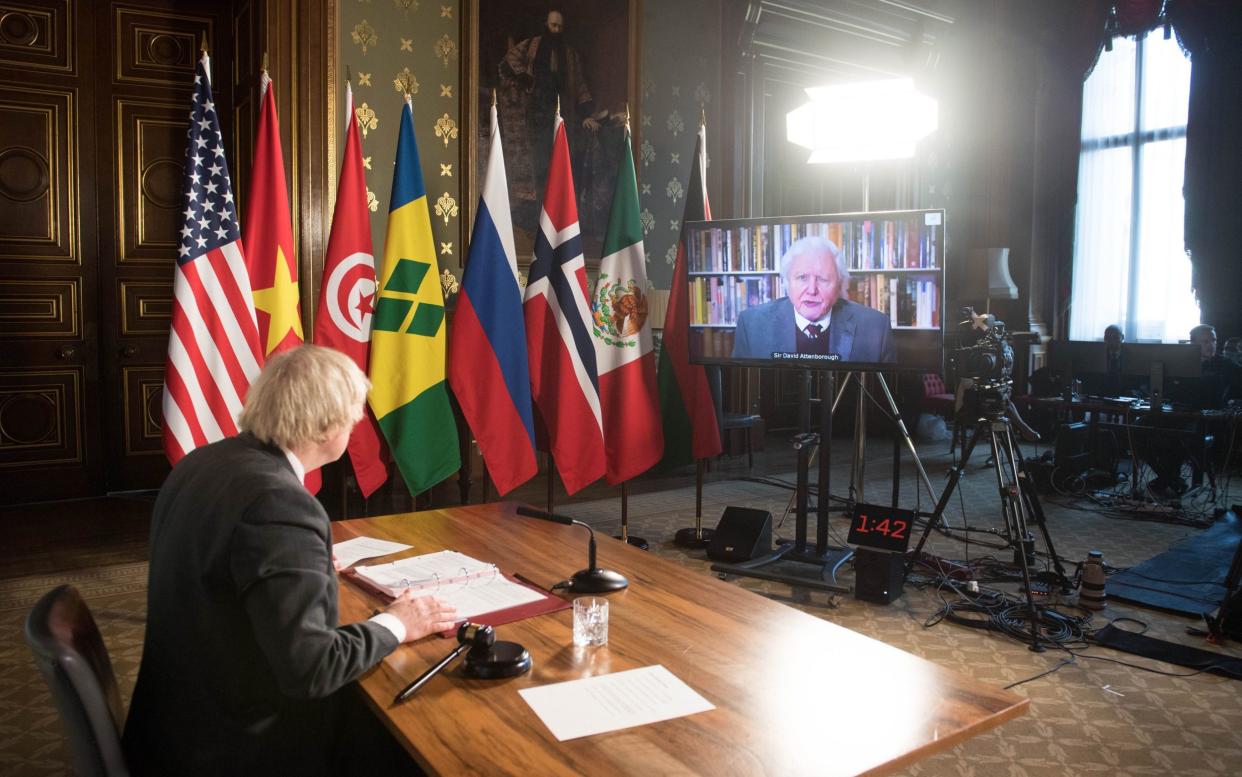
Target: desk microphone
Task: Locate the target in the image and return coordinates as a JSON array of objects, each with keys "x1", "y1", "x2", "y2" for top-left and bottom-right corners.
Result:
[{"x1": 515, "y1": 506, "x2": 629, "y2": 593}]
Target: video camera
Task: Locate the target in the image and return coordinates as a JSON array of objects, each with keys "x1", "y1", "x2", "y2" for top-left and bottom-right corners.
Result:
[{"x1": 945, "y1": 307, "x2": 1015, "y2": 412}]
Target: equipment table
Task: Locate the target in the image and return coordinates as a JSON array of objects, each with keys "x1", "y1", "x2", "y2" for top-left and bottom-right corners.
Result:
[{"x1": 335, "y1": 501, "x2": 1027, "y2": 776}]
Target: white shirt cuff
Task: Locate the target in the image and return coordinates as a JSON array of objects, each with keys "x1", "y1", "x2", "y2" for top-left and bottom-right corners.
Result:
[{"x1": 369, "y1": 612, "x2": 406, "y2": 644}]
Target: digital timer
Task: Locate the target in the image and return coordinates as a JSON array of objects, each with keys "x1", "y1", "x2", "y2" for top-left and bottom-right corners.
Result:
[{"x1": 846, "y1": 503, "x2": 916, "y2": 554}]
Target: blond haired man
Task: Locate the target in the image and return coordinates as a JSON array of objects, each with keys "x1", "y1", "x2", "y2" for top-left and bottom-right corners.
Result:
[{"x1": 125, "y1": 345, "x2": 455, "y2": 776}]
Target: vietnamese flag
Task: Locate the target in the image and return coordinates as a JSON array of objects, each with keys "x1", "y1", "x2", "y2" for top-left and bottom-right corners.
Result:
[
  {"x1": 244, "y1": 70, "x2": 303, "y2": 357},
  {"x1": 244, "y1": 69, "x2": 319, "y2": 491}
]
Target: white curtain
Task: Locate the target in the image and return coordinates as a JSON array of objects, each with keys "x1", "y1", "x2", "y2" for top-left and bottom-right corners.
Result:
[{"x1": 1069, "y1": 33, "x2": 1198, "y2": 343}]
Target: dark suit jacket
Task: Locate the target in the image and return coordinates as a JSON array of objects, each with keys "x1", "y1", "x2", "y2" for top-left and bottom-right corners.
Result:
[
  {"x1": 731, "y1": 298, "x2": 896, "y2": 364},
  {"x1": 123, "y1": 433, "x2": 399, "y2": 776}
]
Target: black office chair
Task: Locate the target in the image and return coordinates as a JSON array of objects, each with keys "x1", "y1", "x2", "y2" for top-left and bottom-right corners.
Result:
[{"x1": 25, "y1": 584, "x2": 130, "y2": 777}]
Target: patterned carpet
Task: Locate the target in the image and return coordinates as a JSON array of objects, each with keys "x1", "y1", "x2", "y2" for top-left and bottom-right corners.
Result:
[{"x1": 4, "y1": 441, "x2": 1242, "y2": 776}]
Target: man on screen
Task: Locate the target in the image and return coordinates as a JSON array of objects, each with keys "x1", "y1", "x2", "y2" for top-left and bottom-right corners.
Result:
[{"x1": 731, "y1": 236, "x2": 896, "y2": 363}]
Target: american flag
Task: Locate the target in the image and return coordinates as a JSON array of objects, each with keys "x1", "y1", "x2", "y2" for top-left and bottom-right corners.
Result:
[{"x1": 161, "y1": 51, "x2": 263, "y2": 464}]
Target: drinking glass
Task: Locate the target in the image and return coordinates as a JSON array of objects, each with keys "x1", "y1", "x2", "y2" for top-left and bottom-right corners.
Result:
[{"x1": 572, "y1": 596, "x2": 609, "y2": 647}]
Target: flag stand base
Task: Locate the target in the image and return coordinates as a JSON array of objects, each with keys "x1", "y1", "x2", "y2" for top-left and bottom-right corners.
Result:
[
  {"x1": 674, "y1": 527, "x2": 714, "y2": 549},
  {"x1": 615, "y1": 534, "x2": 651, "y2": 551}
]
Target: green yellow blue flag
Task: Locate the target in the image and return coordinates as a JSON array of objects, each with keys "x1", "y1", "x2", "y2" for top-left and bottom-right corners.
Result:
[{"x1": 368, "y1": 98, "x2": 460, "y2": 494}]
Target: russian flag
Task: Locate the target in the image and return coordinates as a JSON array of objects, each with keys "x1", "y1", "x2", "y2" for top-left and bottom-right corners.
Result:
[
  {"x1": 448, "y1": 102, "x2": 538, "y2": 495},
  {"x1": 523, "y1": 114, "x2": 606, "y2": 495}
]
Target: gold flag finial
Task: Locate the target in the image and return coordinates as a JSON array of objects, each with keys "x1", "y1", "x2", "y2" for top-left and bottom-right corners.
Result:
[
  {"x1": 262, "y1": 51, "x2": 269, "y2": 72},
  {"x1": 491, "y1": 88, "x2": 497, "y2": 108},
  {"x1": 200, "y1": 34, "x2": 208, "y2": 53},
  {"x1": 701, "y1": 106, "x2": 706, "y2": 128},
  {"x1": 346, "y1": 64, "x2": 352, "y2": 83},
  {"x1": 625, "y1": 102, "x2": 631, "y2": 129},
  {"x1": 556, "y1": 94, "x2": 561, "y2": 118}
]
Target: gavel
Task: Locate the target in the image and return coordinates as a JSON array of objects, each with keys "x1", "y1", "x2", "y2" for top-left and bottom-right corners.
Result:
[{"x1": 393, "y1": 622, "x2": 495, "y2": 704}]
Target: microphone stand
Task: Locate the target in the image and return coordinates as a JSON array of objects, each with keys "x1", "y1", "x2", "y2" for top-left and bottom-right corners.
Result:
[{"x1": 516, "y1": 505, "x2": 629, "y2": 592}]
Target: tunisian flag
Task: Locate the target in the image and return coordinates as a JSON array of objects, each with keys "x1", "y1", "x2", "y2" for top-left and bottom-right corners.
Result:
[
  {"x1": 591, "y1": 123, "x2": 663, "y2": 484},
  {"x1": 312, "y1": 80, "x2": 387, "y2": 497},
  {"x1": 522, "y1": 114, "x2": 605, "y2": 494},
  {"x1": 657, "y1": 120, "x2": 721, "y2": 467}
]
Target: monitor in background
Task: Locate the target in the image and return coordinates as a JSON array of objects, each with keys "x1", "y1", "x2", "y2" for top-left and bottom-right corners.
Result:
[
  {"x1": 1047, "y1": 340, "x2": 1110, "y2": 397},
  {"x1": 684, "y1": 210, "x2": 945, "y2": 372},
  {"x1": 1119, "y1": 343, "x2": 1202, "y2": 405}
]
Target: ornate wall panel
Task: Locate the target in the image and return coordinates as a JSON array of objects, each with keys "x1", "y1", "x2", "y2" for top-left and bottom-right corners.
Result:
[
  {"x1": 114, "y1": 6, "x2": 210, "y2": 86},
  {"x1": 0, "y1": 368, "x2": 81, "y2": 467},
  {"x1": 121, "y1": 365, "x2": 163, "y2": 455},
  {"x1": 115, "y1": 99, "x2": 186, "y2": 263},
  {"x1": 119, "y1": 279, "x2": 170, "y2": 335},
  {"x1": 0, "y1": 84, "x2": 75, "y2": 262},
  {"x1": 0, "y1": 277, "x2": 77, "y2": 336},
  {"x1": 0, "y1": 1, "x2": 72, "y2": 73}
]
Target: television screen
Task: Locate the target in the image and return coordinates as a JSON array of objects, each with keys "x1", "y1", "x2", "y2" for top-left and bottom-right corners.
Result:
[{"x1": 684, "y1": 209, "x2": 945, "y2": 372}]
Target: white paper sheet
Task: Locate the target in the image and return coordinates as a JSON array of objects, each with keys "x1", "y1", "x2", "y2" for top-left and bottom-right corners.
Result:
[
  {"x1": 518, "y1": 665, "x2": 715, "y2": 741},
  {"x1": 332, "y1": 536, "x2": 412, "y2": 569}
]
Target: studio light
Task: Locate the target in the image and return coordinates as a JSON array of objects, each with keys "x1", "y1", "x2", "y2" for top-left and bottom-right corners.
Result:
[{"x1": 786, "y1": 78, "x2": 938, "y2": 164}]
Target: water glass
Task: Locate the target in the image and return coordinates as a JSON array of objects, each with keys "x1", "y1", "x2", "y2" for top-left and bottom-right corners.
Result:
[{"x1": 572, "y1": 596, "x2": 609, "y2": 647}]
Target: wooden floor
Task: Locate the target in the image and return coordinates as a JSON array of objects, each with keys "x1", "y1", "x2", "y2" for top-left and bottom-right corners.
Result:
[{"x1": 1, "y1": 493, "x2": 154, "y2": 579}]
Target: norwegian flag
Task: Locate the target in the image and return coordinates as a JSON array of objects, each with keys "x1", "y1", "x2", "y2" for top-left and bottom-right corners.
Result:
[
  {"x1": 522, "y1": 114, "x2": 605, "y2": 494},
  {"x1": 161, "y1": 51, "x2": 262, "y2": 464}
]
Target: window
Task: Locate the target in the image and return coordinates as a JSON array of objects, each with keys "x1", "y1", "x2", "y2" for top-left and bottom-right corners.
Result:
[{"x1": 1069, "y1": 32, "x2": 1197, "y2": 343}]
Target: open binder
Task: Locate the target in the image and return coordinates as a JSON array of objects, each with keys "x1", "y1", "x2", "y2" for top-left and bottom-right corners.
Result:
[{"x1": 342, "y1": 549, "x2": 568, "y2": 633}]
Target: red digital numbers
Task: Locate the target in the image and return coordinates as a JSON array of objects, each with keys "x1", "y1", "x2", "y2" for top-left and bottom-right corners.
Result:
[{"x1": 854, "y1": 514, "x2": 909, "y2": 540}]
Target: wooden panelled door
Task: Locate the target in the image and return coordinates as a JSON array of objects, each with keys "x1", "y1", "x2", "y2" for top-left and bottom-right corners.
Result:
[{"x1": 0, "y1": 0, "x2": 241, "y2": 504}]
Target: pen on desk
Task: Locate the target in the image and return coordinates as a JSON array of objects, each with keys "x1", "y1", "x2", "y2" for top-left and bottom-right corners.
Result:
[{"x1": 394, "y1": 642, "x2": 470, "y2": 704}]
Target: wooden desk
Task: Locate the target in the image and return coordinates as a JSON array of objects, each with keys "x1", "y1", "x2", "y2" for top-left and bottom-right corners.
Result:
[{"x1": 334, "y1": 503, "x2": 1027, "y2": 776}]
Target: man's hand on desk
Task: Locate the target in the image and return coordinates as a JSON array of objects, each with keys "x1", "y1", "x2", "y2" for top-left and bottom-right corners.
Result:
[{"x1": 386, "y1": 590, "x2": 459, "y2": 642}]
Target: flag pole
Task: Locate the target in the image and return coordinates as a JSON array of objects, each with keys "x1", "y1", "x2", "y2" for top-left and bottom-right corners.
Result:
[
  {"x1": 546, "y1": 453, "x2": 555, "y2": 512},
  {"x1": 674, "y1": 460, "x2": 712, "y2": 547},
  {"x1": 614, "y1": 481, "x2": 650, "y2": 550}
]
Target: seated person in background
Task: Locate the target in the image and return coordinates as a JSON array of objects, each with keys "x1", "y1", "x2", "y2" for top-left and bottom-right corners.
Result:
[
  {"x1": 124, "y1": 345, "x2": 458, "y2": 776},
  {"x1": 1081, "y1": 324, "x2": 1126, "y2": 397},
  {"x1": 731, "y1": 235, "x2": 896, "y2": 363},
  {"x1": 1191, "y1": 323, "x2": 1234, "y2": 408}
]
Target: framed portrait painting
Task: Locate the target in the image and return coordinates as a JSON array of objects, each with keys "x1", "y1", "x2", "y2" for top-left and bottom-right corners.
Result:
[{"x1": 465, "y1": 0, "x2": 641, "y2": 265}]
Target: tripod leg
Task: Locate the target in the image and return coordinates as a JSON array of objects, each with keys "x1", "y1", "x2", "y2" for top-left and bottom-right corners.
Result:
[
  {"x1": 906, "y1": 422, "x2": 987, "y2": 576},
  {"x1": 875, "y1": 374, "x2": 937, "y2": 502},
  {"x1": 990, "y1": 424, "x2": 1046, "y2": 652},
  {"x1": 1015, "y1": 454, "x2": 1072, "y2": 590}
]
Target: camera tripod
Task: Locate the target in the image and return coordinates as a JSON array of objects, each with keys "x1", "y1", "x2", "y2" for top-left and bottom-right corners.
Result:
[{"x1": 908, "y1": 402, "x2": 1072, "y2": 652}]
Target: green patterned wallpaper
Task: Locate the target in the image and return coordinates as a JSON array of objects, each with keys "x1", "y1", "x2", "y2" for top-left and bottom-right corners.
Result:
[
  {"x1": 637, "y1": 0, "x2": 722, "y2": 289},
  {"x1": 337, "y1": 0, "x2": 462, "y2": 271}
]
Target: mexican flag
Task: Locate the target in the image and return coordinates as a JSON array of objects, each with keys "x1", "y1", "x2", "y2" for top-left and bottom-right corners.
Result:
[{"x1": 591, "y1": 123, "x2": 663, "y2": 484}]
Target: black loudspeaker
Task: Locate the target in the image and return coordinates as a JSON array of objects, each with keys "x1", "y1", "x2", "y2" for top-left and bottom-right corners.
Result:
[
  {"x1": 853, "y1": 549, "x2": 906, "y2": 604},
  {"x1": 706, "y1": 507, "x2": 773, "y2": 563}
]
